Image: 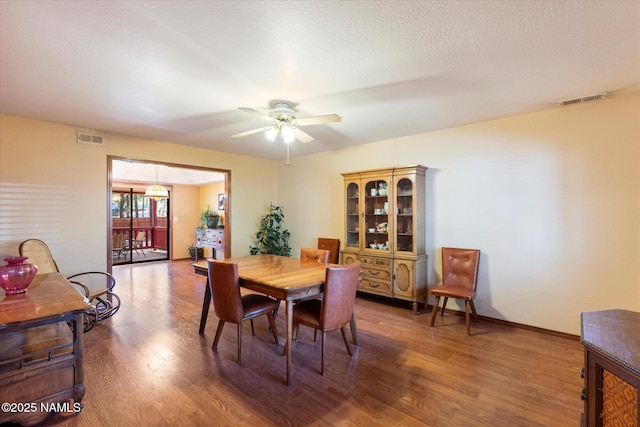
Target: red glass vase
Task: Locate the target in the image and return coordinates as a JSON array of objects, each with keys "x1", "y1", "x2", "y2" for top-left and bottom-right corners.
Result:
[{"x1": 0, "y1": 256, "x2": 38, "y2": 295}]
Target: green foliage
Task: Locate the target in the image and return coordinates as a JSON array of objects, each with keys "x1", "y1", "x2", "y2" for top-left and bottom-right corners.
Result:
[
  {"x1": 250, "y1": 203, "x2": 291, "y2": 256},
  {"x1": 198, "y1": 205, "x2": 219, "y2": 228}
]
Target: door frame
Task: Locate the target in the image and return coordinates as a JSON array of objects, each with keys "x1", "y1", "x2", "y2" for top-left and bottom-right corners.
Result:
[{"x1": 107, "y1": 156, "x2": 231, "y2": 272}]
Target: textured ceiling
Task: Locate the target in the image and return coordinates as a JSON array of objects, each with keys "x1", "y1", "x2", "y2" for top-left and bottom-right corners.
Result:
[{"x1": 1, "y1": 1, "x2": 639, "y2": 161}]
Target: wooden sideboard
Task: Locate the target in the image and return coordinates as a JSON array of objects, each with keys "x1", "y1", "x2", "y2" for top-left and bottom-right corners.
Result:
[
  {"x1": 195, "y1": 227, "x2": 224, "y2": 259},
  {"x1": 0, "y1": 273, "x2": 90, "y2": 426},
  {"x1": 581, "y1": 309, "x2": 640, "y2": 427}
]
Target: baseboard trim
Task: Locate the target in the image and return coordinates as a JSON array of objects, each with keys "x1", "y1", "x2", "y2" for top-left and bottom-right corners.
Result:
[
  {"x1": 426, "y1": 303, "x2": 579, "y2": 341},
  {"x1": 355, "y1": 292, "x2": 579, "y2": 341}
]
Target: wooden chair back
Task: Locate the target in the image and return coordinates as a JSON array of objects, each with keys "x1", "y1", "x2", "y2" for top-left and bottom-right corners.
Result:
[{"x1": 317, "y1": 238, "x2": 340, "y2": 264}]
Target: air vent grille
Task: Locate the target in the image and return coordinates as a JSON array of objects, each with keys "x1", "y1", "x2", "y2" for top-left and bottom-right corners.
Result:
[
  {"x1": 559, "y1": 92, "x2": 607, "y2": 106},
  {"x1": 77, "y1": 132, "x2": 105, "y2": 145}
]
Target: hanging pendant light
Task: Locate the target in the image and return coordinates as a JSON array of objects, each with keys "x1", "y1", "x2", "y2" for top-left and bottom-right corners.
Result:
[{"x1": 144, "y1": 166, "x2": 169, "y2": 200}]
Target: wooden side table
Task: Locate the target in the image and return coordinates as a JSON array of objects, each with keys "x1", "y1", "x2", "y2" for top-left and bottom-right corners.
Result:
[
  {"x1": 581, "y1": 309, "x2": 640, "y2": 426},
  {"x1": 0, "y1": 272, "x2": 90, "y2": 426}
]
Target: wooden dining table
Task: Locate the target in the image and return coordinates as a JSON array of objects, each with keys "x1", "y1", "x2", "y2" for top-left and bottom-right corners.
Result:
[{"x1": 192, "y1": 254, "x2": 358, "y2": 385}]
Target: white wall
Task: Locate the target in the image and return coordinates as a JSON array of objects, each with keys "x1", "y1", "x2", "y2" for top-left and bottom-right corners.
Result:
[
  {"x1": 275, "y1": 93, "x2": 640, "y2": 335},
  {"x1": 0, "y1": 115, "x2": 278, "y2": 275}
]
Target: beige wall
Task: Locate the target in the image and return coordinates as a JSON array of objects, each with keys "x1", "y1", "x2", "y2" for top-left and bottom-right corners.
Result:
[
  {"x1": 275, "y1": 93, "x2": 640, "y2": 335},
  {"x1": 173, "y1": 184, "x2": 201, "y2": 259},
  {"x1": 0, "y1": 114, "x2": 278, "y2": 275},
  {"x1": 2, "y1": 93, "x2": 638, "y2": 335}
]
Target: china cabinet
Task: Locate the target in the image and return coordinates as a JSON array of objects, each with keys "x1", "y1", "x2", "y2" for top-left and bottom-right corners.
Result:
[{"x1": 341, "y1": 165, "x2": 427, "y2": 313}]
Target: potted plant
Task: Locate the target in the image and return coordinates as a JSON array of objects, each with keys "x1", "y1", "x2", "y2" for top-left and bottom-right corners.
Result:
[
  {"x1": 187, "y1": 244, "x2": 204, "y2": 260},
  {"x1": 198, "y1": 205, "x2": 220, "y2": 229},
  {"x1": 249, "y1": 203, "x2": 291, "y2": 256}
]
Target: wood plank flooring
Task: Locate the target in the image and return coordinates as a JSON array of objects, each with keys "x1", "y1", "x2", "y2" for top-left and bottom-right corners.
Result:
[{"x1": 33, "y1": 259, "x2": 584, "y2": 426}]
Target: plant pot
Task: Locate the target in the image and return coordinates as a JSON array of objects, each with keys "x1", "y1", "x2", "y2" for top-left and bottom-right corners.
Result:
[
  {"x1": 188, "y1": 247, "x2": 204, "y2": 260},
  {"x1": 205, "y1": 215, "x2": 219, "y2": 228}
]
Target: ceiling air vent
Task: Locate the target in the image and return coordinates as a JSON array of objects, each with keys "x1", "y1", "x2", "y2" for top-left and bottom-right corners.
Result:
[{"x1": 559, "y1": 92, "x2": 607, "y2": 107}]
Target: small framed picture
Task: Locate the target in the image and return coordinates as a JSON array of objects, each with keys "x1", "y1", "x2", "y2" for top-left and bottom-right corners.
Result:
[{"x1": 218, "y1": 193, "x2": 225, "y2": 211}]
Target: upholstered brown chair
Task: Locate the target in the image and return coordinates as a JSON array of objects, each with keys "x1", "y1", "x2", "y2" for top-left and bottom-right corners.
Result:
[
  {"x1": 207, "y1": 259, "x2": 280, "y2": 365},
  {"x1": 300, "y1": 247, "x2": 330, "y2": 264},
  {"x1": 19, "y1": 239, "x2": 120, "y2": 331},
  {"x1": 317, "y1": 238, "x2": 340, "y2": 264},
  {"x1": 292, "y1": 261, "x2": 361, "y2": 375},
  {"x1": 273, "y1": 247, "x2": 331, "y2": 323},
  {"x1": 429, "y1": 247, "x2": 481, "y2": 335}
]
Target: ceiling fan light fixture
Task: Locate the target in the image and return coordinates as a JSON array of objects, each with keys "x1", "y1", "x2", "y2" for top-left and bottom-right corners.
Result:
[
  {"x1": 266, "y1": 127, "x2": 278, "y2": 141},
  {"x1": 282, "y1": 126, "x2": 295, "y2": 143}
]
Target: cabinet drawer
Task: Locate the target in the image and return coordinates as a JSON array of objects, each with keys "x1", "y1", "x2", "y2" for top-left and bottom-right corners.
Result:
[
  {"x1": 359, "y1": 278, "x2": 392, "y2": 295},
  {"x1": 362, "y1": 267, "x2": 391, "y2": 281},
  {"x1": 360, "y1": 255, "x2": 391, "y2": 267}
]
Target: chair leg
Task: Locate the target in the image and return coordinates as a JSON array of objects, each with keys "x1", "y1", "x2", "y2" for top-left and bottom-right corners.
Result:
[
  {"x1": 273, "y1": 299, "x2": 281, "y2": 320},
  {"x1": 470, "y1": 300, "x2": 478, "y2": 323},
  {"x1": 465, "y1": 301, "x2": 471, "y2": 336},
  {"x1": 321, "y1": 331, "x2": 326, "y2": 376},
  {"x1": 313, "y1": 329, "x2": 317, "y2": 342},
  {"x1": 340, "y1": 326, "x2": 353, "y2": 356},
  {"x1": 441, "y1": 297, "x2": 448, "y2": 316},
  {"x1": 349, "y1": 310, "x2": 359, "y2": 345},
  {"x1": 250, "y1": 319, "x2": 255, "y2": 335},
  {"x1": 430, "y1": 296, "x2": 440, "y2": 327},
  {"x1": 212, "y1": 320, "x2": 225, "y2": 350},
  {"x1": 267, "y1": 312, "x2": 279, "y2": 344},
  {"x1": 237, "y1": 323, "x2": 242, "y2": 365}
]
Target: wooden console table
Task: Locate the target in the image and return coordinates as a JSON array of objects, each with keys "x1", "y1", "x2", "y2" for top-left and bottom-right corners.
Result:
[
  {"x1": 195, "y1": 228, "x2": 224, "y2": 260},
  {"x1": 581, "y1": 309, "x2": 640, "y2": 426},
  {"x1": 0, "y1": 272, "x2": 90, "y2": 426}
]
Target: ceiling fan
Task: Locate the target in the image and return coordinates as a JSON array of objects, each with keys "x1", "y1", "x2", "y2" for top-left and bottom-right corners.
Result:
[{"x1": 231, "y1": 102, "x2": 341, "y2": 144}]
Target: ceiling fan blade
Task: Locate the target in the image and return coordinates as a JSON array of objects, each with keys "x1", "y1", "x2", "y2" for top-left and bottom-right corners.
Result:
[
  {"x1": 238, "y1": 107, "x2": 276, "y2": 122},
  {"x1": 231, "y1": 126, "x2": 273, "y2": 138},
  {"x1": 295, "y1": 114, "x2": 342, "y2": 126},
  {"x1": 293, "y1": 127, "x2": 314, "y2": 143}
]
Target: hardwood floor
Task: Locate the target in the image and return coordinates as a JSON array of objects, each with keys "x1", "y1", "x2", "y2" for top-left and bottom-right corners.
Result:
[{"x1": 32, "y1": 260, "x2": 583, "y2": 426}]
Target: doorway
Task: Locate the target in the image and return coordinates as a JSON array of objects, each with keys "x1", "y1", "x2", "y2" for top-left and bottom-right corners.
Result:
[
  {"x1": 108, "y1": 156, "x2": 230, "y2": 270},
  {"x1": 111, "y1": 188, "x2": 169, "y2": 265}
]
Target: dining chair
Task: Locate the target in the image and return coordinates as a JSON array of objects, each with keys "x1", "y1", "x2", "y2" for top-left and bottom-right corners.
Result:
[
  {"x1": 273, "y1": 247, "x2": 330, "y2": 321},
  {"x1": 317, "y1": 238, "x2": 340, "y2": 264},
  {"x1": 429, "y1": 247, "x2": 481, "y2": 335},
  {"x1": 300, "y1": 247, "x2": 330, "y2": 264},
  {"x1": 19, "y1": 239, "x2": 121, "y2": 331},
  {"x1": 207, "y1": 259, "x2": 280, "y2": 365},
  {"x1": 292, "y1": 261, "x2": 361, "y2": 375}
]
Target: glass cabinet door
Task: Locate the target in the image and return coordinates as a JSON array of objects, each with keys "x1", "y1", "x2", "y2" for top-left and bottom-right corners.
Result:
[
  {"x1": 395, "y1": 178, "x2": 414, "y2": 253},
  {"x1": 345, "y1": 182, "x2": 360, "y2": 249},
  {"x1": 364, "y1": 179, "x2": 390, "y2": 252}
]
